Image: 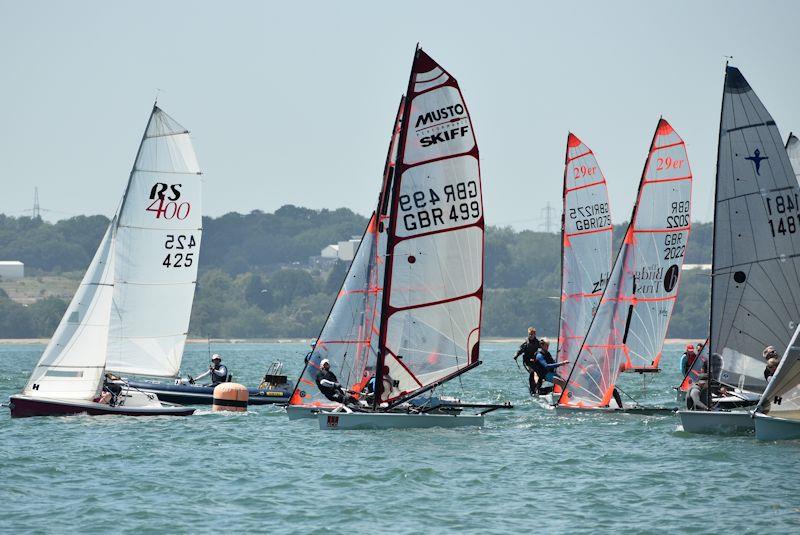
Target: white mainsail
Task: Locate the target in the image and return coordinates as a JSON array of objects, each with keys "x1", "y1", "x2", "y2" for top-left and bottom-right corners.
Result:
[
  {"x1": 709, "y1": 67, "x2": 800, "y2": 393},
  {"x1": 22, "y1": 224, "x2": 116, "y2": 400},
  {"x1": 559, "y1": 119, "x2": 692, "y2": 407},
  {"x1": 376, "y1": 48, "x2": 483, "y2": 402},
  {"x1": 558, "y1": 134, "x2": 613, "y2": 368},
  {"x1": 106, "y1": 107, "x2": 203, "y2": 377}
]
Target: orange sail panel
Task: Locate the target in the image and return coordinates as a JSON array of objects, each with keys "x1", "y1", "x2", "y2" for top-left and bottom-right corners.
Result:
[
  {"x1": 559, "y1": 119, "x2": 693, "y2": 408},
  {"x1": 375, "y1": 49, "x2": 483, "y2": 403},
  {"x1": 558, "y1": 134, "x2": 613, "y2": 371}
]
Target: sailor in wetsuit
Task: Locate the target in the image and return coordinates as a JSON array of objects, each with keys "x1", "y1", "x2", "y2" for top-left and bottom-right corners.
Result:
[
  {"x1": 191, "y1": 354, "x2": 229, "y2": 386},
  {"x1": 315, "y1": 359, "x2": 356, "y2": 405},
  {"x1": 532, "y1": 340, "x2": 569, "y2": 392},
  {"x1": 514, "y1": 327, "x2": 541, "y2": 395}
]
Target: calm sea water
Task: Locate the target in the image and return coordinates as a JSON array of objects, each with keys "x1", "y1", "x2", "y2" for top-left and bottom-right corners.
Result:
[{"x1": 1, "y1": 342, "x2": 798, "y2": 533}]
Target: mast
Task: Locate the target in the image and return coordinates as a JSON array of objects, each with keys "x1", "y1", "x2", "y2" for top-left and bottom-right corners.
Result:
[
  {"x1": 374, "y1": 48, "x2": 419, "y2": 408},
  {"x1": 707, "y1": 64, "x2": 728, "y2": 410}
]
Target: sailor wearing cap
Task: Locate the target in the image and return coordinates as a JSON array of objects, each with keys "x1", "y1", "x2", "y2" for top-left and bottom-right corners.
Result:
[
  {"x1": 315, "y1": 358, "x2": 349, "y2": 403},
  {"x1": 191, "y1": 354, "x2": 229, "y2": 386},
  {"x1": 680, "y1": 344, "x2": 698, "y2": 376}
]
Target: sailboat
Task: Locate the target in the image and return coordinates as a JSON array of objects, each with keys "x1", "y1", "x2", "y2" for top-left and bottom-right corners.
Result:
[
  {"x1": 550, "y1": 134, "x2": 613, "y2": 401},
  {"x1": 677, "y1": 67, "x2": 800, "y2": 434},
  {"x1": 754, "y1": 324, "x2": 800, "y2": 440},
  {"x1": 289, "y1": 47, "x2": 510, "y2": 430},
  {"x1": 555, "y1": 118, "x2": 693, "y2": 413},
  {"x1": 9, "y1": 104, "x2": 201, "y2": 418}
]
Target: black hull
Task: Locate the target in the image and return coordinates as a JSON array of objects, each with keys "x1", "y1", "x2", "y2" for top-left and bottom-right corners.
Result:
[
  {"x1": 127, "y1": 380, "x2": 291, "y2": 406},
  {"x1": 9, "y1": 395, "x2": 195, "y2": 418}
]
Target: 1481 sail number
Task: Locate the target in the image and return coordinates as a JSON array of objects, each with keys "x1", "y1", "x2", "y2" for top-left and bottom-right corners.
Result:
[{"x1": 766, "y1": 192, "x2": 800, "y2": 237}]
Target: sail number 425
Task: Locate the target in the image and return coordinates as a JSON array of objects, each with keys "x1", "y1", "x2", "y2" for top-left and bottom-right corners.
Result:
[{"x1": 162, "y1": 234, "x2": 197, "y2": 268}]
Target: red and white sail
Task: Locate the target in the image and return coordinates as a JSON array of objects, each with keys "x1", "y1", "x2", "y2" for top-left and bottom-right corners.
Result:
[
  {"x1": 288, "y1": 99, "x2": 404, "y2": 409},
  {"x1": 558, "y1": 134, "x2": 613, "y2": 370},
  {"x1": 375, "y1": 49, "x2": 483, "y2": 403},
  {"x1": 559, "y1": 119, "x2": 692, "y2": 408}
]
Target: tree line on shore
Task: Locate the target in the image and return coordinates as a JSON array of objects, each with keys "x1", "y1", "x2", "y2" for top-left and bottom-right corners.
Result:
[{"x1": 0, "y1": 208, "x2": 711, "y2": 339}]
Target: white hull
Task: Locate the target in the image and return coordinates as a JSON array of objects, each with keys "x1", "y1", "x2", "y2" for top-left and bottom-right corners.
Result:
[
  {"x1": 754, "y1": 413, "x2": 800, "y2": 441},
  {"x1": 318, "y1": 411, "x2": 484, "y2": 430},
  {"x1": 286, "y1": 405, "x2": 330, "y2": 420},
  {"x1": 677, "y1": 410, "x2": 754, "y2": 434}
]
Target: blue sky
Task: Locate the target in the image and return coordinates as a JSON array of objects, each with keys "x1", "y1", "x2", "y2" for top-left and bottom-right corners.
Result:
[{"x1": 1, "y1": 1, "x2": 799, "y2": 228}]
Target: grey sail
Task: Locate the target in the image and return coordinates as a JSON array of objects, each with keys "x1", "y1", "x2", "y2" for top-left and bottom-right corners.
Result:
[{"x1": 711, "y1": 67, "x2": 800, "y2": 392}]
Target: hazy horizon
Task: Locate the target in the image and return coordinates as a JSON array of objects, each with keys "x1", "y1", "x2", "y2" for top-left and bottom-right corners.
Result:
[{"x1": 2, "y1": 1, "x2": 799, "y2": 229}]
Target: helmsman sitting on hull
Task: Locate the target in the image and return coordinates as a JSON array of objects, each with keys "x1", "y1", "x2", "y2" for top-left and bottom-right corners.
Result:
[{"x1": 316, "y1": 359, "x2": 358, "y2": 406}]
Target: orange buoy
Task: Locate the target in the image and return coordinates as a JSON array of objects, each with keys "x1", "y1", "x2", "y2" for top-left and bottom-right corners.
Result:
[{"x1": 212, "y1": 383, "x2": 249, "y2": 412}]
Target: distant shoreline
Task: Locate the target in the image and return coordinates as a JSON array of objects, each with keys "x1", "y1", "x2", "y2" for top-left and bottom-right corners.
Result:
[{"x1": 0, "y1": 337, "x2": 700, "y2": 346}]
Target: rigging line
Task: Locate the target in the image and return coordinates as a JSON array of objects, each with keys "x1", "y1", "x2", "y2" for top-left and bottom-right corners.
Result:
[{"x1": 615, "y1": 385, "x2": 641, "y2": 406}]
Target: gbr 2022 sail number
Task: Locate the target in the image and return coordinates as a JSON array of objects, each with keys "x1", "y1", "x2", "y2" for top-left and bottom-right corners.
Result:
[
  {"x1": 399, "y1": 180, "x2": 480, "y2": 232},
  {"x1": 664, "y1": 201, "x2": 689, "y2": 260}
]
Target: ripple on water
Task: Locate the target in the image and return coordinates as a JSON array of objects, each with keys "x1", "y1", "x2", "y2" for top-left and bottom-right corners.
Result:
[{"x1": 2, "y1": 343, "x2": 800, "y2": 532}]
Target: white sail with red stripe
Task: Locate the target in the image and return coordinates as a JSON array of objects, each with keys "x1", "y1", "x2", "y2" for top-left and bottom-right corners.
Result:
[
  {"x1": 558, "y1": 134, "x2": 613, "y2": 370},
  {"x1": 288, "y1": 99, "x2": 404, "y2": 409},
  {"x1": 375, "y1": 48, "x2": 483, "y2": 404},
  {"x1": 559, "y1": 119, "x2": 692, "y2": 408}
]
